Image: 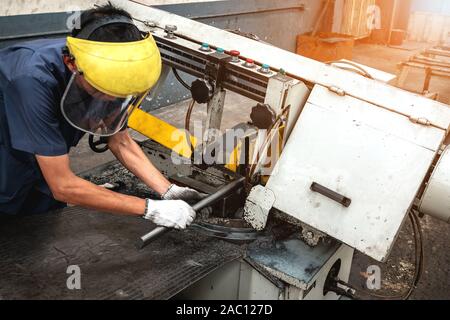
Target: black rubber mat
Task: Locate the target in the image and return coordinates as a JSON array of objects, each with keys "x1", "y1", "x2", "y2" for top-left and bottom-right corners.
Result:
[{"x1": 0, "y1": 207, "x2": 245, "y2": 300}]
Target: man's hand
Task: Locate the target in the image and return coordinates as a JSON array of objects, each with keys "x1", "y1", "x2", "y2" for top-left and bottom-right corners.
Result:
[
  {"x1": 144, "y1": 199, "x2": 196, "y2": 230},
  {"x1": 162, "y1": 184, "x2": 208, "y2": 202}
]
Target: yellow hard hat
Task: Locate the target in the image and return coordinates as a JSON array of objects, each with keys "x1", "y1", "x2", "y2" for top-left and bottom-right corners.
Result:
[{"x1": 66, "y1": 34, "x2": 162, "y2": 98}]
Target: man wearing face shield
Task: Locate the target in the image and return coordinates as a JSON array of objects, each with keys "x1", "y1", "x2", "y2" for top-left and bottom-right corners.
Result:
[{"x1": 0, "y1": 4, "x2": 204, "y2": 230}]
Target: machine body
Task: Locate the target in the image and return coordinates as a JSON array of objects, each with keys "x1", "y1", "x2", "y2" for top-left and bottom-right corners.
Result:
[{"x1": 107, "y1": 0, "x2": 450, "y2": 299}]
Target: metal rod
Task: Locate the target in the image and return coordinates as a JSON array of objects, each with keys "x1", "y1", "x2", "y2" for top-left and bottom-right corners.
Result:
[
  {"x1": 129, "y1": 1, "x2": 304, "y2": 21},
  {"x1": 136, "y1": 177, "x2": 246, "y2": 249},
  {"x1": 387, "y1": 0, "x2": 399, "y2": 46},
  {"x1": 312, "y1": 0, "x2": 331, "y2": 37},
  {"x1": 189, "y1": 6, "x2": 305, "y2": 20}
]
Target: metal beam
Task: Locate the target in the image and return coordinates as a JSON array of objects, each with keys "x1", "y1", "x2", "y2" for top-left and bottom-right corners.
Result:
[{"x1": 143, "y1": 0, "x2": 305, "y2": 20}]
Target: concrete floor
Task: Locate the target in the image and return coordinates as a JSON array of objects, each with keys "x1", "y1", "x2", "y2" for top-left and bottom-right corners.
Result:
[{"x1": 69, "y1": 41, "x2": 450, "y2": 300}]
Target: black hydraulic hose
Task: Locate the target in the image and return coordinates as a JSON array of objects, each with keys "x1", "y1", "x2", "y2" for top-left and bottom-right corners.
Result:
[
  {"x1": 173, "y1": 68, "x2": 191, "y2": 91},
  {"x1": 341, "y1": 210, "x2": 424, "y2": 300},
  {"x1": 185, "y1": 99, "x2": 196, "y2": 133}
]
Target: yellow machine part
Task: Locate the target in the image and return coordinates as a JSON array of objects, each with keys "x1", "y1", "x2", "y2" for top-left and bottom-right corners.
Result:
[
  {"x1": 128, "y1": 108, "x2": 197, "y2": 159},
  {"x1": 225, "y1": 142, "x2": 241, "y2": 172},
  {"x1": 226, "y1": 126, "x2": 285, "y2": 174},
  {"x1": 128, "y1": 109, "x2": 248, "y2": 171},
  {"x1": 128, "y1": 109, "x2": 285, "y2": 175}
]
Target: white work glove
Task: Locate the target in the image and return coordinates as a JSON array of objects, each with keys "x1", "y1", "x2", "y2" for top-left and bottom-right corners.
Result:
[
  {"x1": 161, "y1": 184, "x2": 208, "y2": 203},
  {"x1": 143, "y1": 199, "x2": 196, "y2": 230}
]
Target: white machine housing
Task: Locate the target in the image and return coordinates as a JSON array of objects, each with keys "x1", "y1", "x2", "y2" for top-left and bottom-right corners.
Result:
[{"x1": 112, "y1": 0, "x2": 450, "y2": 263}]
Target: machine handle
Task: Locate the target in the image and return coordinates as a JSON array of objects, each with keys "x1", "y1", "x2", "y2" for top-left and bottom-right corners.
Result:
[
  {"x1": 136, "y1": 177, "x2": 246, "y2": 249},
  {"x1": 310, "y1": 182, "x2": 352, "y2": 208}
]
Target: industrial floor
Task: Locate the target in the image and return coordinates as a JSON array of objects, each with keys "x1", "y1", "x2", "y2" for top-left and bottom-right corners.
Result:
[
  {"x1": 68, "y1": 42, "x2": 450, "y2": 300},
  {"x1": 0, "y1": 207, "x2": 245, "y2": 299}
]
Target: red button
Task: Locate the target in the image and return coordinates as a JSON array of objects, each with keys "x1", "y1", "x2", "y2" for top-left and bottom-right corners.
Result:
[
  {"x1": 246, "y1": 58, "x2": 254, "y2": 63},
  {"x1": 230, "y1": 50, "x2": 240, "y2": 56}
]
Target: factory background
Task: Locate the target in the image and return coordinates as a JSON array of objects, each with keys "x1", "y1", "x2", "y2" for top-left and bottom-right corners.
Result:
[
  {"x1": 1, "y1": 0, "x2": 449, "y2": 111},
  {"x1": 0, "y1": 0, "x2": 449, "y2": 301}
]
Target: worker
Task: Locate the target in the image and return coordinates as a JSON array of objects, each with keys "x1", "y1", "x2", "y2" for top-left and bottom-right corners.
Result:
[{"x1": 0, "y1": 4, "x2": 204, "y2": 230}]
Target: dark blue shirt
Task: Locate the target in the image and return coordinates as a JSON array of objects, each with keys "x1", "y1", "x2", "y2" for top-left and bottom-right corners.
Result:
[{"x1": 0, "y1": 38, "x2": 85, "y2": 215}]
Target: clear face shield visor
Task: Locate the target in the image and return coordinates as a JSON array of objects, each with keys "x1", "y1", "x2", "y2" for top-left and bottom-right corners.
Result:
[{"x1": 61, "y1": 72, "x2": 146, "y2": 137}]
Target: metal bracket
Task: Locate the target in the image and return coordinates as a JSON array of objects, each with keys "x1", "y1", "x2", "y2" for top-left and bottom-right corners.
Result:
[
  {"x1": 409, "y1": 116, "x2": 432, "y2": 126},
  {"x1": 205, "y1": 51, "x2": 233, "y2": 84},
  {"x1": 327, "y1": 86, "x2": 346, "y2": 96},
  {"x1": 204, "y1": 88, "x2": 227, "y2": 146},
  {"x1": 244, "y1": 185, "x2": 276, "y2": 231}
]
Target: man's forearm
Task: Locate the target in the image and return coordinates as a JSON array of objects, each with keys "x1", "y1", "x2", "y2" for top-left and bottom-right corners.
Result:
[
  {"x1": 109, "y1": 132, "x2": 171, "y2": 195},
  {"x1": 54, "y1": 175, "x2": 146, "y2": 216}
]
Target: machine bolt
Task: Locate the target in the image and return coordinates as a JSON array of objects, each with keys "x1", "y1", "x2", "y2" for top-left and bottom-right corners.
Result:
[
  {"x1": 243, "y1": 58, "x2": 255, "y2": 68},
  {"x1": 278, "y1": 68, "x2": 287, "y2": 76},
  {"x1": 258, "y1": 63, "x2": 272, "y2": 74},
  {"x1": 144, "y1": 21, "x2": 157, "y2": 30},
  {"x1": 199, "y1": 43, "x2": 212, "y2": 52},
  {"x1": 164, "y1": 25, "x2": 178, "y2": 39},
  {"x1": 230, "y1": 50, "x2": 241, "y2": 63}
]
